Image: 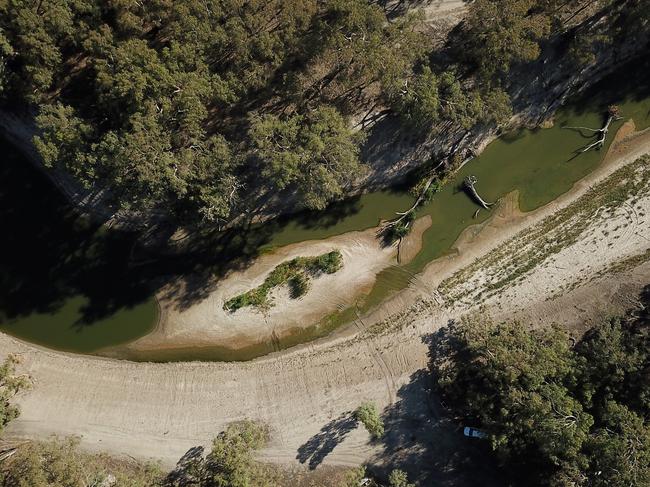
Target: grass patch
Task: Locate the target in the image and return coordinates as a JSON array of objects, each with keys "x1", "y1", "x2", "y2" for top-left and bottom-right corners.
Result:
[{"x1": 224, "y1": 250, "x2": 343, "y2": 312}]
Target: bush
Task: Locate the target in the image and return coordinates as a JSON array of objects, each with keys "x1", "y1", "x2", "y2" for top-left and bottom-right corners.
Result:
[
  {"x1": 311, "y1": 251, "x2": 344, "y2": 274},
  {"x1": 224, "y1": 250, "x2": 343, "y2": 311},
  {"x1": 354, "y1": 402, "x2": 384, "y2": 439},
  {"x1": 384, "y1": 211, "x2": 416, "y2": 243},
  {"x1": 389, "y1": 469, "x2": 415, "y2": 487},
  {"x1": 0, "y1": 437, "x2": 163, "y2": 487}
]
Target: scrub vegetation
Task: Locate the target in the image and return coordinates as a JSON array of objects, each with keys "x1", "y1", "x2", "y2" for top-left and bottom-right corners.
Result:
[
  {"x1": 0, "y1": 437, "x2": 164, "y2": 487},
  {"x1": 0, "y1": 355, "x2": 30, "y2": 434},
  {"x1": 430, "y1": 299, "x2": 650, "y2": 486},
  {"x1": 224, "y1": 250, "x2": 343, "y2": 311},
  {"x1": 0, "y1": 421, "x2": 272, "y2": 487}
]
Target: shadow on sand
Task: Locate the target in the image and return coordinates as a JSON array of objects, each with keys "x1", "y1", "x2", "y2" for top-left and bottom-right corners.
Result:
[
  {"x1": 296, "y1": 413, "x2": 358, "y2": 470},
  {"x1": 294, "y1": 328, "x2": 504, "y2": 485}
]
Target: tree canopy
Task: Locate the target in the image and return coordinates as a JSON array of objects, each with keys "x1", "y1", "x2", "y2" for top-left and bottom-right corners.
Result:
[
  {"x1": 431, "y1": 299, "x2": 650, "y2": 486},
  {"x1": 250, "y1": 106, "x2": 365, "y2": 210},
  {"x1": 0, "y1": 0, "x2": 425, "y2": 225},
  {"x1": 165, "y1": 420, "x2": 275, "y2": 487},
  {"x1": 354, "y1": 401, "x2": 384, "y2": 439},
  {"x1": 0, "y1": 0, "x2": 645, "y2": 225}
]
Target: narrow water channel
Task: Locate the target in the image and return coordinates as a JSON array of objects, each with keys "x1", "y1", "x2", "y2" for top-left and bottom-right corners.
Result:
[{"x1": 1, "y1": 60, "x2": 648, "y2": 359}]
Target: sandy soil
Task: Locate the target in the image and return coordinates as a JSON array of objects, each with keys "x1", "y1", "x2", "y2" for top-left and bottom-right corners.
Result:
[
  {"x1": 135, "y1": 228, "x2": 398, "y2": 351},
  {"x1": 1, "y1": 124, "x2": 649, "y2": 473},
  {"x1": 123, "y1": 218, "x2": 430, "y2": 356},
  {"x1": 398, "y1": 216, "x2": 432, "y2": 265}
]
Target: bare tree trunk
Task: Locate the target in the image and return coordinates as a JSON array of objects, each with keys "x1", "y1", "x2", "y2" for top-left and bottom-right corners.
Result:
[
  {"x1": 463, "y1": 175, "x2": 493, "y2": 209},
  {"x1": 382, "y1": 168, "x2": 442, "y2": 229},
  {"x1": 565, "y1": 105, "x2": 622, "y2": 153}
]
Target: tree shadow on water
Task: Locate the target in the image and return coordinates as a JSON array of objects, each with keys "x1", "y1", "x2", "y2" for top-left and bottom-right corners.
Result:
[
  {"x1": 296, "y1": 413, "x2": 357, "y2": 470},
  {"x1": 0, "y1": 143, "x2": 156, "y2": 327}
]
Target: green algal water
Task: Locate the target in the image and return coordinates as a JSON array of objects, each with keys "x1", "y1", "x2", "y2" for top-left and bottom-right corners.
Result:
[
  {"x1": 0, "y1": 60, "x2": 648, "y2": 360},
  {"x1": 0, "y1": 141, "x2": 158, "y2": 353}
]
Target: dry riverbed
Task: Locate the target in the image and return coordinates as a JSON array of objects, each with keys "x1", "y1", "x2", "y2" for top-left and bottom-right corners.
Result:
[{"x1": 1, "y1": 123, "x2": 650, "y2": 476}]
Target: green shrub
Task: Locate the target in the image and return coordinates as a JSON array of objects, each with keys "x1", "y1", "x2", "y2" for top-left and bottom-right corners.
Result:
[
  {"x1": 354, "y1": 402, "x2": 384, "y2": 439},
  {"x1": 224, "y1": 250, "x2": 343, "y2": 311},
  {"x1": 311, "y1": 250, "x2": 344, "y2": 274},
  {"x1": 389, "y1": 469, "x2": 415, "y2": 487},
  {"x1": 384, "y1": 211, "x2": 416, "y2": 243},
  {"x1": 289, "y1": 273, "x2": 310, "y2": 298}
]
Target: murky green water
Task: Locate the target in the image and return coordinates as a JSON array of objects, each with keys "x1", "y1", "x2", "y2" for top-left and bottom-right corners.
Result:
[
  {"x1": 257, "y1": 63, "x2": 650, "y2": 329},
  {"x1": 0, "y1": 141, "x2": 158, "y2": 353},
  {"x1": 1, "y1": 60, "x2": 648, "y2": 360}
]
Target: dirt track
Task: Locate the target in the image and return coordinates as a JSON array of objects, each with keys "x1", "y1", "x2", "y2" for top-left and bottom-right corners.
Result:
[{"x1": 2, "y1": 125, "x2": 650, "y2": 473}]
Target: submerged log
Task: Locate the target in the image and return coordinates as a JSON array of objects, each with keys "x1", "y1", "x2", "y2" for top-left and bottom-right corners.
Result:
[
  {"x1": 463, "y1": 175, "x2": 493, "y2": 209},
  {"x1": 564, "y1": 105, "x2": 622, "y2": 153}
]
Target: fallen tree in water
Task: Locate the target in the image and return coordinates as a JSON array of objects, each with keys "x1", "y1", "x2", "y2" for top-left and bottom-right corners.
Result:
[
  {"x1": 564, "y1": 105, "x2": 622, "y2": 153},
  {"x1": 463, "y1": 175, "x2": 493, "y2": 209},
  {"x1": 383, "y1": 174, "x2": 439, "y2": 232}
]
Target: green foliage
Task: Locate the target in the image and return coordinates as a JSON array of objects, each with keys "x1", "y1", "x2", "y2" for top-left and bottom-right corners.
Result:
[
  {"x1": 574, "y1": 318, "x2": 647, "y2": 413},
  {"x1": 383, "y1": 211, "x2": 416, "y2": 243},
  {"x1": 394, "y1": 66, "x2": 512, "y2": 131},
  {"x1": 0, "y1": 355, "x2": 30, "y2": 434},
  {"x1": 341, "y1": 466, "x2": 368, "y2": 487},
  {"x1": 33, "y1": 103, "x2": 96, "y2": 181},
  {"x1": 585, "y1": 401, "x2": 650, "y2": 487},
  {"x1": 224, "y1": 250, "x2": 343, "y2": 311},
  {"x1": 354, "y1": 401, "x2": 384, "y2": 439},
  {"x1": 0, "y1": 28, "x2": 12, "y2": 95},
  {"x1": 464, "y1": 0, "x2": 551, "y2": 78},
  {"x1": 250, "y1": 106, "x2": 366, "y2": 211},
  {"x1": 0, "y1": 0, "x2": 426, "y2": 224},
  {"x1": 309, "y1": 250, "x2": 344, "y2": 274},
  {"x1": 203, "y1": 421, "x2": 271, "y2": 487},
  {"x1": 0, "y1": 423, "x2": 273, "y2": 487},
  {"x1": 295, "y1": 1, "x2": 426, "y2": 112},
  {"x1": 388, "y1": 469, "x2": 415, "y2": 487},
  {"x1": 431, "y1": 304, "x2": 650, "y2": 485},
  {"x1": 0, "y1": 436, "x2": 163, "y2": 487}
]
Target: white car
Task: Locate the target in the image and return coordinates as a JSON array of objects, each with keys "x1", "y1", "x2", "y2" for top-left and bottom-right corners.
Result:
[{"x1": 463, "y1": 426, "x2": 487, "y2": 439}]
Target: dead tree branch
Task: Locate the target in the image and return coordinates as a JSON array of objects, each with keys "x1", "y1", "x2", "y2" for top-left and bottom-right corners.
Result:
[
  {"x1": 463, "y1": 175, "x2": 493, "y2": 209},
  {"x1": 565, "y1": 105, "x2": 622, "y2": 153}
]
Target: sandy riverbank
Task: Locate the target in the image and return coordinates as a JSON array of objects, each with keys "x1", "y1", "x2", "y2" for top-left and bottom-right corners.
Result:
[
  {"x1": 0, "y1": 122, "x2": 648, "y2": 472},
  {"x1": 118, "y1": 120, "x2": 646, "y2": 359},
  {"x1": 114, "y1": 216, "x2": 430, "y2": 357}
]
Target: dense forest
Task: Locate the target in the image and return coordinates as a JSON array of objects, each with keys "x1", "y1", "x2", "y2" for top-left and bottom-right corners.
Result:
[
  {"x1": 431, "y1": 288, "x2": 650, "y2": 486},
  {"x1": 0, "y1": 0, "x2": 647, "y2": 226}
]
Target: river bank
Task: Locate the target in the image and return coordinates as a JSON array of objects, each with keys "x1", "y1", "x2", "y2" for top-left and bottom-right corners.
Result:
[
  {"x1": 0, "y1": 70, "x2": 647, "y2": 361},
  {"x1": 107, "y1": 222, "x2": 427, "y2": 360},
  {"x1": 2, "y1": 126, "x2": 649, "y2": 471},
  {"x1": 102, "y1": 111, "x2": 650, "y2": 361}
]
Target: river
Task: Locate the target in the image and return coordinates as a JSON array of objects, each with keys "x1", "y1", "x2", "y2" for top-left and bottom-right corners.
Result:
[{"x1": 0, "y1": 60, "x2": 648, "y2": 359}]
